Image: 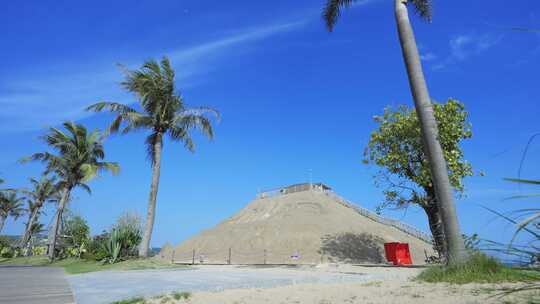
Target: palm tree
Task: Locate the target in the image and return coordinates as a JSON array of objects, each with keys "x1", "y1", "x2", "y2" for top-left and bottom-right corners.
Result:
[
  {"x1": 0, "y1": 191, "x2": 25, "y2": 234},
  {"x1": 28, "y1": 222, "x2": 46, "y2": 242},
  {"x1": 323, "y1": 0, "x2": 467, "y2": 264},
  {"x1": 22, "y1": 121, "x2": 119, "y2": 260},
  {"x1": 87, "y1": 57, "x2": 219, "y2": 257},
  {"x1": 19, "y1": 176, "x2": 59, "y2": 255}
]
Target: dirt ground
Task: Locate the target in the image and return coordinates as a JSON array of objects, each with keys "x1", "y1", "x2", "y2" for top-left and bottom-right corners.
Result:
[{"x1": 143, "y1": 265, "x2": 539, "y2": 304}]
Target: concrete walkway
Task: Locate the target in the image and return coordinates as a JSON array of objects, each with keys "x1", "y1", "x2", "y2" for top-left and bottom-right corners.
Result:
[
  {"x1": 68, "y1": 265, "x2": 378, "y2": 304},
  {"x1": 0, "y1": 266, "x2": 75, "y2": 304}
]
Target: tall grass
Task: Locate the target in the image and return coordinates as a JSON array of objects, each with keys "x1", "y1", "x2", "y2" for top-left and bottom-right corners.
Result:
[{"x1": 417, "y1": 252, "x2": 540, "y2": 284}]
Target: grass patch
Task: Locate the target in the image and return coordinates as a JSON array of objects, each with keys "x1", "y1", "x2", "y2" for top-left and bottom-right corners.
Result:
[
  {"x1": 417, "y1": 252, "x2": 540, "y2": 284},
  {"x1": 111, "y1": 297, "x2": 146, "y2": 304},
  {"x1": 0, "y1": 256, "x2": 187, "y2": 274},
  {"x1": 171, "y1": 291, "x2": 191, "y2": 300},
  {"x1": 112, "y1": 291, "x2": 191, "y2": 304}
]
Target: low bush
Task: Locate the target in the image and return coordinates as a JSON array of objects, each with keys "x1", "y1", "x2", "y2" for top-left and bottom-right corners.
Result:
[
  {"x1": 83, "y1": 212, "x2": 142, "y2": 263},
  {"x1": 417, "y1": 252, "x2": 540, "y2": 284}
]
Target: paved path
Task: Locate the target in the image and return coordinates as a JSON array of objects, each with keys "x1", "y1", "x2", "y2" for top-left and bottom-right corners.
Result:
[
  {"x1": 68, "y1": 265, "x2": 379, "y2": 304},
  {"x1": 0, "y1": 266, "x2": 75, "y2": 304}
]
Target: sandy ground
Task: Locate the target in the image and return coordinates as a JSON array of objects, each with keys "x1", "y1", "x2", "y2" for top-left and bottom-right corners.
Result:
[{"x1": 141, "y1": 265, "x2": 538, "y2": 304}]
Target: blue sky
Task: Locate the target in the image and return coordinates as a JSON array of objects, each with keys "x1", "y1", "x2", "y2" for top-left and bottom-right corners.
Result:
[{"x1": 1, "y1": 0, "x2": 539, "y2": 250}]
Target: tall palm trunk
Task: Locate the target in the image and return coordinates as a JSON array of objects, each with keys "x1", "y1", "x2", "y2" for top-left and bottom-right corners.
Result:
[
  {"x1": 48, "y1": 188, "x2": 70, "y2": 261},
  {"x1": 139, "y1": 133, "x2": 163, "y2": 257},
  {"x1": 21, "y1": 203, "x2": 42, "y2": 256},
  {"x1": 394, "y1": 0, "x2": 467, "y2": 265},
  {"x1": 0, "y1": 215, "x2": 6, "y2": 234}
]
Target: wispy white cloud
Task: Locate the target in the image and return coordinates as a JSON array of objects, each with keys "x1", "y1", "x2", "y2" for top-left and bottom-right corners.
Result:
[
  {"x1": 0, "y1": 20, "x2": 306, "y2": 133},
  {"x1": 432, "y1": 33, "x2": 502, "y2": 70},
  {"x1": 420, "y1": 52, "x2": 437, "y2": 62}
]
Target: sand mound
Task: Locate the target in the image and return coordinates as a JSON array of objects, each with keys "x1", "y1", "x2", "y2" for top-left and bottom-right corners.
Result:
[{"x1": 158, "y1": 187, "x2": 434, "y2": 264}]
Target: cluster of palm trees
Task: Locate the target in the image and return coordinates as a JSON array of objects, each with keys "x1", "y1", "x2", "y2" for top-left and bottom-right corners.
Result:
[
  {"x1": 1, "y1": 57, "x2": 218, "y2": 260},
  {"x1": 3, "y1": 0, "x2": 468, "y2": 266}
]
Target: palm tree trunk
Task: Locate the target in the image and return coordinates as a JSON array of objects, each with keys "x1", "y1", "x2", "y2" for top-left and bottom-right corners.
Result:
[
  {"x1": 422, "y1": 200, "x2": 447, "y2": 259},
  {"x1": 0, "y1": 215, "x2": 5, "y2": 234},
  {"x1": 139, "y1": 133, "x2": 163, "y2": 257},
  {"x1": 48, "y1": 188, "x2": 70, "y2": 261},
  {"x1": 21, "y1": 203, "x2": 42, "y2": 256},
  {"x1": 394, "y1": 0, "x2": 467, "y2": 265}
]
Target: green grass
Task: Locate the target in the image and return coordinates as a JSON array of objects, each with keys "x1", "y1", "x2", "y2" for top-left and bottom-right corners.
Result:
[
  {"x1": 111, "y1": 297, "x2": 146, "y2": 304},
  {"x1": 0, "y1": 256, "x2": 187, "y2": 274},
  {"x1": 171, "y1": 291, "x2": 191, "y2": 301},
  {"x1": 417, "y1": 252, "x2": 540, "y2": 284},
  {"x1": 112, "y1": 291, "x2": 191, "y2": 304}
]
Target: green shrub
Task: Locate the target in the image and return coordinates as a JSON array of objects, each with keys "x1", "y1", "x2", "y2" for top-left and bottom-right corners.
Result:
[
  {"x1": 84, "y1": 231, "x2": 109, "y2": 261},
  {"x1": 0, "y1": 246, "x2": 14, "y2": 258},
  {"x1": 111, "y1": 297, "x2": 146, "y2": 304},
  {"x1": 62, "y1": 212, "x2": 90, "y2": 258},
  {"x1": 417, "y1": 252, "x2": 540, "y2": 284},
  {"x1": 113, "y1": 212, "x2": 142, "y2": 258},
  {"x1": 172, "y1": 291, "x2": 191, "y2": 300},
  {"x1": 31, "y1": 246, "x2": 47, "y2": 256}
]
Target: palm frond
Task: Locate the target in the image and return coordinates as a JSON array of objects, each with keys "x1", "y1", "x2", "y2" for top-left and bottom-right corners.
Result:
[
  {"x1": 322, "y1": 0, "x2": 355, "y2": 32},
  {"x1": 410, "y1": 0, "x2": 432, "y2": 22},
  {"x1": 145, "y1": 132, "x2": 162, "y2": 164},
  {"x1": 504, "y1": 178, "x2": 540, "y2": 185},
  {"x1": 23, "y1": 121, "x2": 118, "y2": 194},
  {"x1": 481, "y1": 205, "x2": 540, "y2": 243},
  {"x1": 503, "y1": 194, "x2": 540, "y2": 201},
  {"x1": 168, "y1": 126, "x2": 194, "y2": 152}
]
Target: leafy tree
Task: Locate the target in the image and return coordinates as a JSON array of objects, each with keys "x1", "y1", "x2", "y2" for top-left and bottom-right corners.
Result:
[
  {"x1": 364, "y1": 99, "x2": 473, "y2": 258},
  {"x1": 19, "y1": 176, "x2": 59, "y2": 255},
  {"x1": 62, "y1": 212, "x2": 90, "y2": 258},
  {"x1": 22, "y1": 122, "x2": 119, "y2": 260},
  {"x1": 87, "y1": 57, "x2": 219, "y2": 257},
  {"x1": 0, "y1": 191, "x2": 25, "y2": 234},
  {"x1": 323, "y1": 0, "x2": 468, "y2": 264}
]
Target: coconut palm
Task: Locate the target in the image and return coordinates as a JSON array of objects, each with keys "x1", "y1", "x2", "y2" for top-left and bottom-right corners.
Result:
[
  {"x1": 87, "y1": 57, "x2": 219, "y2": 257},
  {"x1": 19, "y1": 176, "x2": 59, "y2": 255},
  {"x1": 0, "y1": 191, "x2": 25, "y2": 233},
  {"x1": 22, "y1": 121, "x2": 119, "y2": 260},
  {"x1": 322, "y1": 0, "x2": 467, "y2": 264}
]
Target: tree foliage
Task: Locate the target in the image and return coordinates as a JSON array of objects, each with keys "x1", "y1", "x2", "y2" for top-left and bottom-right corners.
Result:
[
  {"x1": 0, "y1": 191, "x2": 25, "y2": 222},
  {"x1": 22, "y1": 122, "x2": 120, "y2": 193},
  {"x1": 364, "y1": 99, "x2": 473, "y2": 211},
  {"x1": 62, "y1": 212, "x2": 91, "y2": 250},
  {"x1": 86, "y1": 57, "x2": 219, "y2": 163},
  {"x1": 322, "y1": 0, "x2": 432, "y2": 32}
]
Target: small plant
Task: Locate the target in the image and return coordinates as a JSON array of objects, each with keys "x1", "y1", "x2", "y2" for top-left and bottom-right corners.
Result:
[
  {"x1": 111, "y1": 296, "x2": 146, "y2": 304},
  {"x1": 159, "y1": 296, "x2": 171, "y2": 304},
  {"x1": 171, "y1": 291, "x2": 191, "y2": 301},
  {"x1": 103, "y1": 229, "x2": 122, "y2": 264}
]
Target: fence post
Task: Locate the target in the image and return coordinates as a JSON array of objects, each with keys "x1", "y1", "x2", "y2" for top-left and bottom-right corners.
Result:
[
  {"x1": 171, "y1": 249, "x2": 175, "y2": 264},
  {"x1": 228, "y1": 247, "x2": 232, "y2": 265},
  {"x1": 263, "y1": 249, "x2": 267, "y2": 265},
  {"x1": 192, "y1": 249, "x2": 195, "y2": 265}
]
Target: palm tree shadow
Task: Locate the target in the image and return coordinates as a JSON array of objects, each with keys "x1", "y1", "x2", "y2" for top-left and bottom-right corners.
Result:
[{"x1": 319, "y1": 232, "x2": 385, "y2": 264}]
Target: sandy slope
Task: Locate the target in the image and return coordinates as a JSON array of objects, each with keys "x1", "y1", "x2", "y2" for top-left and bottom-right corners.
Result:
[{"x1": 158, "y1": 190, "x2": 434, "y2": 265}]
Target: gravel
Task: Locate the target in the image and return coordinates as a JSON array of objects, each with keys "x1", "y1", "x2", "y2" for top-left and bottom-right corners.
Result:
[{"x1": 67, "y1": 265, "x2": 380, "y2": 304}]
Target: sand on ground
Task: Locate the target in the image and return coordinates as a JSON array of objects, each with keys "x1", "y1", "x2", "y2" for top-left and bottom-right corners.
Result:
[{"x1": 142, "y1": 265, "x2": 538, "y2": 304}]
